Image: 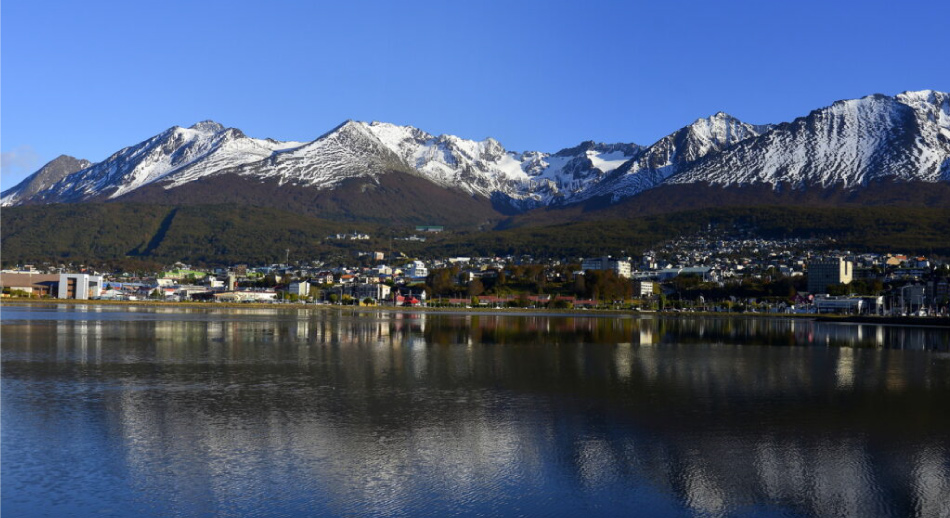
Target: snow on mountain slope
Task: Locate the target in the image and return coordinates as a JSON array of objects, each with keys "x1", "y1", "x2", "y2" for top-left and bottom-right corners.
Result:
[
  {"x1": 523, "y1": 142, "x2": 643, "y2": 203},
  {"x1": 4, "y1": 90, "x2": 947, "y2": 210},
  {"x1": 359, "y1": 122, "x2": 640, "y2": 206},
  {"x1": 160, "y1": 125, "x2": 304, "y2": 188},
  {"x1": 580, "y1": 112, "x2": 767, "y2": 201},
  {"x1": 668, "y1": 92, "x2": 950, "y2": 188},
  {"x1": 895, "y1": 90, "x2": 950, "y2": 181},
  {"x1": 187, "y1": 120, "x2": 417, "y2": 189},
  {"x1": 13, "y1": 121, "x2": 304, "y2": 204},
  {"x1": 361, "y1": 122, "x2": 530, "y2": 194}
]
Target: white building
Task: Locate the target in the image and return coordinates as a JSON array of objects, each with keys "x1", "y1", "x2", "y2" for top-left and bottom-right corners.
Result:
[
  {"x1": 635, "y1": 281, "x2": 655, "y2": 297},
  {"x1": 581, "y1": 257, "x2": 632, "y2": 278},
  {"x1": 373, "y1": 265, "x2": 393, "y2": 276},
  {"x1": 57, "y1": 273, "x2": 104, "y2": 300},
  {"x1": 407, "y1": 261, "x2": 428, "y2": 279},
  {"x1": 289, "y1": 281, "x2": 310, "y2": 297},
  {"x1": 214, "y1": 290, "x2": 277, "y2": 303}
]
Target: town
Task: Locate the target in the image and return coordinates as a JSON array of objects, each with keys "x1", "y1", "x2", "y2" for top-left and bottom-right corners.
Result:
[{"x1": 3, "y1": 228, "x2": 948, "y2": 317}]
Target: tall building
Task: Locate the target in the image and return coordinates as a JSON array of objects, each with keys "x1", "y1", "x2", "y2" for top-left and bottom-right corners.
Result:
[
  {"x1": 581, "y1": 257, "x2": 632, "y2": 279},
  {"x1": 807, "y1": 258, "x2": 853, "y2": 294},
  {"x1": 57, "y1": 273, "x2": 104, "y2": 300}
]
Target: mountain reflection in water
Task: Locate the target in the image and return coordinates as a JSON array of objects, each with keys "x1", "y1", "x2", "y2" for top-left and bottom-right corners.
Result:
[{"x1": 2, "y1": 306, "x2": 949, "y2": 518}]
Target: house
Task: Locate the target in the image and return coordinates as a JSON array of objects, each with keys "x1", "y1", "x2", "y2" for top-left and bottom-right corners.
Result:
[
  {"x1": 406, "y1": 261, "x2": 428, "y2": 279},
  {"x1": 372, "y1": 265, "x2": 393, "y2": 276},
  {"x1": 312, "y1": 271, "x2": 335, "y2": 285},
  {"x1": 394, "y1": 288, "x2": 426, "y2": 306},
  {"x1": 349, "y1": 283, "x2": 391, "y2": 302}
]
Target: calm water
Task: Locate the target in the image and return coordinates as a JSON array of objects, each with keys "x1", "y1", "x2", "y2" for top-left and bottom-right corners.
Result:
[{"x1": 2, "y1": 305, "x2": 949, "y2": 518}]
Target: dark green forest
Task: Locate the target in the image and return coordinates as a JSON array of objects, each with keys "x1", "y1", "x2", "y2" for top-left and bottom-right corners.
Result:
[{"x1": 3, "y1": 203, "x2": 949, "y2": 268}]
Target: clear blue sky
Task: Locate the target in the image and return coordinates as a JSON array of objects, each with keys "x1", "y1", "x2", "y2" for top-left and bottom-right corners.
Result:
[{"x1": 2, "y1": 0, "x2": 948, "y2": 187}]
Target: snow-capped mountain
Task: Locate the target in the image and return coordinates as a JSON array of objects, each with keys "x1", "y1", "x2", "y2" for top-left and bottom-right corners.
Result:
[
  {"x1": 1, "y1": 121, "x2": 304, "y2": 205},
  {"x1": 580, "y1": 112, "x2": 771, "y2": 201},
  {"x1": 3, "y1": 90, "x2": 948, "y2": 211},
  {"x1": 1, "y1": 120, "x2": 642, "y2": 209},
  {"x1": 177, "y1": 120, "x2": 416, "y2": 190},
  {"x1": 669, "y1": 91, "x2": 950, "y2": 188},
  {"x1": 356, "y1": 122, "x2": 641, "y2": 208}
]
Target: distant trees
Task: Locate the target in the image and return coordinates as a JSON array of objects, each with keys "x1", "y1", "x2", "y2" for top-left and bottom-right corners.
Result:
[
  {"x1": 309, "y1": 286, "x2": 322, "y2": 300},
  {"x1": 826, "y1": 279, "x2": 884, "y2": 296},
  {"x1": 425, "y1": 266, "x2": 460, "y2": 297},
  {"x1": 573, "y1": 274, "x2": 586, "y2": 296},
  {"x1": 576, "y1": 270, "x2": 632, "y2": 302},
  {"x1": 467, "y1": 278, "x2": 485, "y2": 297}
]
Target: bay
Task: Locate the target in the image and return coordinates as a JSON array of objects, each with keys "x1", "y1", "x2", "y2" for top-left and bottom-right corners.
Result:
[{"x1": 2, "y1": 305, "x2": 949, "y2": 517}]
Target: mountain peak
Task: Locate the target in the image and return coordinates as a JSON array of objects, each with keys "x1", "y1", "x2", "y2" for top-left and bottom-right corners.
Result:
[
  {"x1": 50, "y1": 154, "x2": 88, "y2": 164},
  {"x1": 0, "y1": 154, "x2": 92, "y2": 206},
  {"x1": 898, "y1": 89, "x2": 939, "y2": 100},
  {"x1": 690, "y1": 111, "x2": 741, "y2": 127},
  {"x1": 189, "y1": 120, "x2": 226, "y2": 133},
  {"x1": 324, "y1": 119, "x2": 372, "y2": 136}
]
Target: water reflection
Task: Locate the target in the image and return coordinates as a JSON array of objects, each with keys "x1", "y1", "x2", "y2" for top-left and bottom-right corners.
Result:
[{"x1": 2, "y1": 307, "x2": 950, "y2": 517}]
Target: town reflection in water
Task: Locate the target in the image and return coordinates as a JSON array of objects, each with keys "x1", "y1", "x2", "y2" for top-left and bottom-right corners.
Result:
[{"x1": 2, "y1": 306, "x2": 949, "y2": 517}]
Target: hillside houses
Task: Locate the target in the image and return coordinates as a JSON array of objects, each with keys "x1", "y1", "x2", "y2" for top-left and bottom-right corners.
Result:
[{"x1": 4, "y1": 227, "x2": 949, "y2": 316}]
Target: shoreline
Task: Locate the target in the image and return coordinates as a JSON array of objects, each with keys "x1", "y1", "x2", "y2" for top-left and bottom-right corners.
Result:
[{"x1": 4, "y1": 298, "x2": 949, "y2": 327}]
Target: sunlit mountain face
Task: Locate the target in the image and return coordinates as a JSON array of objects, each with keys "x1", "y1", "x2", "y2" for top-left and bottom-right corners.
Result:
[{"x1": 4, "y1": 91, "x2": 948, "y2": 215}]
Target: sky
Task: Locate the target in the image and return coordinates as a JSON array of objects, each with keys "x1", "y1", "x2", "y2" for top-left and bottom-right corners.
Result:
[{"x1": 2, "y1": 0, "x2": 949, "y2": 187}]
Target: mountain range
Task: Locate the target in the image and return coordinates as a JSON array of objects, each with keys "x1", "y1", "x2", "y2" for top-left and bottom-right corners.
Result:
[{"x1": 4, "y1": 90, "x2": 948, "y2": 224}]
